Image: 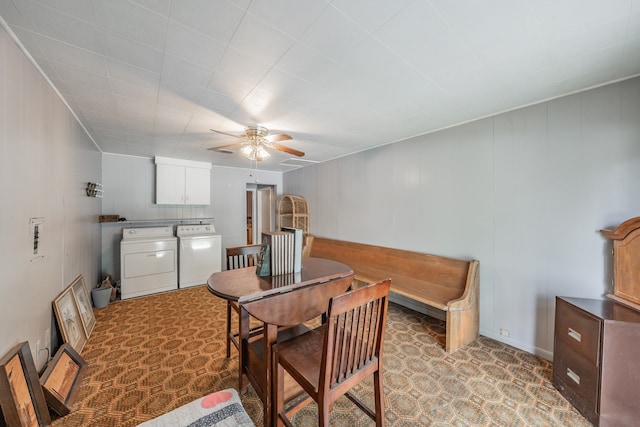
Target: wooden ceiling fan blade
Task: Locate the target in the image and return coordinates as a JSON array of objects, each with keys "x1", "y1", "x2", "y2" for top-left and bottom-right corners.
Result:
[
  {"x1": 208, "y1": 142, "x2": 243, "y2": 152},
  {"x1": 271, "y1": 143, "x2": 304, "y2": 157},
  {"x1": 210, "y1": 129, "x2": 243, "y2": 139},
  {"x1": 264, "y1": 133, "x2": 292, "y2": 143}
]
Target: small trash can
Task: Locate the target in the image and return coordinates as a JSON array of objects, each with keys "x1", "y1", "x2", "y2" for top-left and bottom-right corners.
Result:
[{"x1": 91, "y1": 287, "x2": 112, "y2": 308}]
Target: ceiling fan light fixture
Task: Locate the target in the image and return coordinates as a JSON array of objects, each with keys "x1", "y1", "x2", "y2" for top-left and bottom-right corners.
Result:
[
  {"x1": 256, "y1": 146, "x2": 270, "y2": 160},
  {"x1": 241, "y1": 144, "x2": 271, "y2": 161},
  {"x1": 241, "y1": 145, "x2": 253, "y2": 157},
  {"x1": 209, "y1": 125, "x2": 302, "y2": 159}
]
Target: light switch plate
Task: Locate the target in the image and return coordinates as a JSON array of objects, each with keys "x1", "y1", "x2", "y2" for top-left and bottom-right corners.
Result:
[{"x1": 29, "y1": 217, "x2": 44, "y2": 262}]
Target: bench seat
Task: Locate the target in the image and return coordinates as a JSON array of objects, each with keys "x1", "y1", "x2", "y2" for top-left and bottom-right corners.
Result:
[{"x1": 310, "y1": 237, "x2": 480, "y2": 352}]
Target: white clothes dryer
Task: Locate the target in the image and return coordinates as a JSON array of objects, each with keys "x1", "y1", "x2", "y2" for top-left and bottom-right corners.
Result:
[
  {"x1": 120, "y1": 226, "x2": 178, "y2": 299},
  {"x1": 176, "y1": 224, "x2": 222, "y2": 288}
]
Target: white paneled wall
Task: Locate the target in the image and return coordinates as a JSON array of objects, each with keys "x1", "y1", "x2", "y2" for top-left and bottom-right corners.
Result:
[
  {"x1": 102, "y1": 154, "x2": 212, "y2": 221},
  {"x1": 284, "y1": 76, "x2": 640, "y2": 359},
  {"x1": 0, "y1": 25, "x2": 102, "y2": 368},
  {"x1": 101, "y1": 154, "x2": 283, "y2": 280}
]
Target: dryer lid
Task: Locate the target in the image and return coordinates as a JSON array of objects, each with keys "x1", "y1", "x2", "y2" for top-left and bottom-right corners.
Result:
[{"x1": 122, "y1": 226, "x2": 175, "y2": 240}]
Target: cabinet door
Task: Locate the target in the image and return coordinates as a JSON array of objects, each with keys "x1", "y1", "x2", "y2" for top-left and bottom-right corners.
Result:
[
  {"x1": 185, "y1": 167, "x2": 210, "y2": 205},
  {"x1": 156, "y1": 164, "x2": 185, "y2": 204}
]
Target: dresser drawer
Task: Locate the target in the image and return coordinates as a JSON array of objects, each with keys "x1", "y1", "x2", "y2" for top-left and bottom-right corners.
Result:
[
  {"x1": 555, "y1": 298, "x2": 601, "y2": 365},
  {"x1": 553, "y1": 340, "x2": 600, "y2": 421}
]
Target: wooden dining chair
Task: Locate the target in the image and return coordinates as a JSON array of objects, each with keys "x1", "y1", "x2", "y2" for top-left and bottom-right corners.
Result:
[
  {"x1": 225, "y1": 244, "x2": 262, "y2": 358},
  {"x1": 241, "y1": 275, "x2": 354, "y2": 425},
  {"x1": 273, "y1": 278, "x2": 391, "y2": 427}
]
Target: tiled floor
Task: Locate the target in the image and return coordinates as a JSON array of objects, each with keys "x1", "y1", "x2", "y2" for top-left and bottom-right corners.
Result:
[{"x1": 54, "y1": 285, "x2": 591, "y2": 426}]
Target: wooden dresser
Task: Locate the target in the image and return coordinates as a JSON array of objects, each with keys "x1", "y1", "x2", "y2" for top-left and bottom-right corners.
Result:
[
  {"x1": 553, "y1": 216, "x2": 640, "y2": 425},
  {"x1": 553, "y1": 296, "x2": 640, "y2": 426}
]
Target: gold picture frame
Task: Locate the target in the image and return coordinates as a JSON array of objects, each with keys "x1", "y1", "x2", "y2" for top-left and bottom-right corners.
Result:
[
  {"x1": 39, "y1": 344, "x2": 88, "y2": 416},
  {"x1": 0, "y1": 342, "x2": 51, "y2": 426},
  {"x1": 53, "y1": 286, "x2": 87, "y2": 353},
  {"x1": 70, "y1": 275, "x2": 95, "y2": 338}
]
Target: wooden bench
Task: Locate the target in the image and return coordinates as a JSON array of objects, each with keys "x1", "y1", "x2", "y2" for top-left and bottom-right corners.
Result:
[{"x1": 310, "y1": 237, "x2": 480, "y2": 353}]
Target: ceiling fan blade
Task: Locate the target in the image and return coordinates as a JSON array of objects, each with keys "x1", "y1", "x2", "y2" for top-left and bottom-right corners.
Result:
[
  {"x1": 210, "y1": 129, "x2": 243, "y2": 139},
  {"x1": 264, "y1": 133, "x2": 292, "y2": 143},
  {"x1": 271, "y1": 143, "x2": 305, "y2": 157},
  {"x1": 207, "y1": 142, "x2": 243, "y2": 153}
]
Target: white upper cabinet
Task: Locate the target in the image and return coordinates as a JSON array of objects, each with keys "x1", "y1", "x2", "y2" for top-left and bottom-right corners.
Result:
[
  {"x1": 184, "y1": 166, "x2": 210, "y2": 205},
  {"x1": 155, "y1": 157, "x2": 211, "y2": 205}
]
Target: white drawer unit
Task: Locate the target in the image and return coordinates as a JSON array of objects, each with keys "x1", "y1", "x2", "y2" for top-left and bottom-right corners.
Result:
[{"x1": 120, "y1": 227, "x2": 178, "y2": 299}]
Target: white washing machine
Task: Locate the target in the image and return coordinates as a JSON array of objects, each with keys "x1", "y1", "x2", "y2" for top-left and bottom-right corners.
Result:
[
  {"x1": 120, "y1": 226, "x2": 178, "y2": 299},
  {"x1": 177, "y1": 224, "x2": 222, "y2": 288}
]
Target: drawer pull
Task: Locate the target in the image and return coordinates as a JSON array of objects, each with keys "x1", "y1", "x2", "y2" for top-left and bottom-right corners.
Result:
[
  {"x1": 567, "y1": 368, "x2": 580, "y2": 385},
  {"x1": 567, "y1": 327, "x2": 582, "y2": 342}
]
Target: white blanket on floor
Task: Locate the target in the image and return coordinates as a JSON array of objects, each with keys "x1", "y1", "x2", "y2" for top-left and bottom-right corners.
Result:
[{"x1": 137, "y1": 388, "x2": 254, "y2": 427}]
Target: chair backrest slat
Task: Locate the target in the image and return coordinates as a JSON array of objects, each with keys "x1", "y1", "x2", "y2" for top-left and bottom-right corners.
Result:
[
  {"x1": 367, "y1": 300, "x2": 382, "y2": 361},
  {"x1": 323, "y1": 279, "x2": 390, "y2": 390},
  {"x1": 359, "y1": 301, "x2": 376, "y2": 366},
  {"x1": 226, "y1": 244, "x2": 262, "y2": 270}
]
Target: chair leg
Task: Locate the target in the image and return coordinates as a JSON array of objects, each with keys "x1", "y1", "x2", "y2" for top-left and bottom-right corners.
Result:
[
  {"x1": 318, "y1": 396, "x2": 330, "y2": 427},
  {"x1": 373, "y1": 370, "x2": 385, "y2": 427},
  {"x1": 238, "y1": 307, "x2": 249, "y2": 393},
  {"x1": 274, "y1": 355, "x2": 285, "y2": 427},
  {"x1": 225, "y1": 301, "x2": 232, "y2": 358}
]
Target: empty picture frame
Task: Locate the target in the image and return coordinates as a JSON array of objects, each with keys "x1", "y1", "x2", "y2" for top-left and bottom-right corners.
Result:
[
  {"x1": 39, "y1": 344, "x2": 88, "y2": 416},
  {"x1": 0, "y1": 341, "x2": 52, "y2": 427},
  {"x1": 70, "y1": 275, "x2": 95, "y2": 338},
  {"x1": 53, "y1": 287, "x2": 87, "y2": 353}
]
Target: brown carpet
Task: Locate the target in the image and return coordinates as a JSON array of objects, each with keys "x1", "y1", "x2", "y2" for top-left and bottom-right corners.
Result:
[{"x1": 51, "y1": 285, "x2": 591, "y2": 426}]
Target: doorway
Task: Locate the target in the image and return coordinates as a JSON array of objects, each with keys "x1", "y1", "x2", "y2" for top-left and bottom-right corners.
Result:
[{"x1": 246, "y1": 184, "x2": 276, "y2": 244}]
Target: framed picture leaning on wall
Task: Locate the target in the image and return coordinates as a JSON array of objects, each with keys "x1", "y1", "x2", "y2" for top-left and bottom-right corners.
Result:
[
  {"x1": 0, "y1": 341, "x2": 52, "y2": 426},
  {"x1": 70, "y1": 275, "x2": 95, "y2": 338},
  {"x1": 53, "y1": 286, "x2": 87, "y2": 353},
  {"x1": 39, "y1": 343, "x2": 88, "y2": 416}
]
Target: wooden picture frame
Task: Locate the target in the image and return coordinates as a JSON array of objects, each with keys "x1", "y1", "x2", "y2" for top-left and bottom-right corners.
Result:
[
  {"x1": 39, "y1": 344, "x2": 88, "y2": 416},
  {"x1": 53, "y1": 287, "x2": 87, "y2": 353},
  {"x1": 70, "y1": 275, "x2": 95, "y2": 338},
  {"x1": 0, "y1": 342, "x2": 51, "y2": 427}
]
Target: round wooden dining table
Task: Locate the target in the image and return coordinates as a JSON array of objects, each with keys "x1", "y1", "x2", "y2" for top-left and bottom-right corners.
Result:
[
  {"x1": 206, "y1": 257, "x2": 354, "y2": 427},
  {"x1": 206, "y1": 257, "x2": 353, "y2": 303}
]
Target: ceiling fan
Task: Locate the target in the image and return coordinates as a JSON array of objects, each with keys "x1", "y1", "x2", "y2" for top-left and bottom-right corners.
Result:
[{"x1": 208, "y1": 125, "x2": 304, "y2": 161}]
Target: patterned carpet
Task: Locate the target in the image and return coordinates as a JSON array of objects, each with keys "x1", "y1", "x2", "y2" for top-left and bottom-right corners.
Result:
[{"x1": 51, "y1": 285, "x2": 592, "y2": 426}]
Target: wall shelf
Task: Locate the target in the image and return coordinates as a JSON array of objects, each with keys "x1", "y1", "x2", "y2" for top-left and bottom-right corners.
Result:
[{"x1": 99, "y1": 218, "x2": 215, "y2": 225}]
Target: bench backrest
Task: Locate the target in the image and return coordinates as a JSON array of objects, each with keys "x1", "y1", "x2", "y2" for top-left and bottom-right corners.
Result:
[{"x1": 310, "y1": 237, "x2": 472, "y2": 304}]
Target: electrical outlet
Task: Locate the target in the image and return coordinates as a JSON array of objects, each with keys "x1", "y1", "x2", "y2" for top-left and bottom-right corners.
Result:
[
  {"x1": 500, "y1": 328, "x2": 509, "y2": 337},
  {"x1": 35, "y1": 340, "x2": 41, "y2": 362},
  {"x1": 44, "y1": 328, "x2": 50, "y2": 349}
]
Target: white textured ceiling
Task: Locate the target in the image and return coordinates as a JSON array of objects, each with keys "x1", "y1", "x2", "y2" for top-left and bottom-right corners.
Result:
[{"x1": 1, "y1": 0, "x2": 639, "y2": 171}]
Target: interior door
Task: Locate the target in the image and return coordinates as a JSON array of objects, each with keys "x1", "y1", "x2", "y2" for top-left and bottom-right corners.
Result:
[
  {"x1": 246, "y1": 189, "x2": 254, "y2": 244},
  {"x1": 256, "y1": 186, "x2": 273, "y2": 243},
  {"x1": 246, "y1": 185, "x2": 275, "y2": 244}
]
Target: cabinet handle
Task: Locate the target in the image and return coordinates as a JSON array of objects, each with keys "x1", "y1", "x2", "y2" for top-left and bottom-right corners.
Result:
[
  {"x1": 566, "y1": 368, "x2": 580, "y2": 385},
  {"x1": 567, "y1": 327, "x2": 581, "y2": 342}
]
